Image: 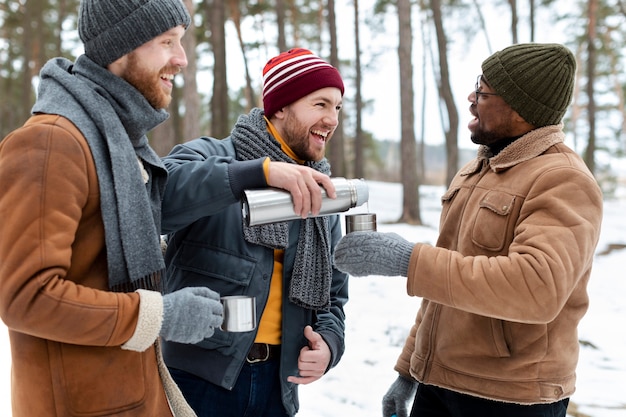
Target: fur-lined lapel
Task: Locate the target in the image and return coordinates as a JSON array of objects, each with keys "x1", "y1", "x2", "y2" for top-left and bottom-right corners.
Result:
[{"x1": 460, "y1": 124, "x2": 565, "y2": 176}]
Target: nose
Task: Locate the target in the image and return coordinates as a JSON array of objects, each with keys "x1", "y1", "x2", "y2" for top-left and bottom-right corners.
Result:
[
  {"x1": 173, "y1": 43, "x2": 188, "y2": 69},
  {"x1": 324, "y1": 108, "x2": 340, "y2": 128},
  {"x1": 468, "y1": 89, "x2": 477, "y2": 104}
]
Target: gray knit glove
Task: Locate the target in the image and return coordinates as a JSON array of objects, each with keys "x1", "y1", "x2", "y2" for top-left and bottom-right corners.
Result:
[
  {"x1": 382, "y1": 375, "x2": 418, "y2": 417},
  {"x1": 333, "y1": 232, "x2": 414, "y2": 277},
  {"x1": 161, "y1": 287, "x2": 224, "y2": 344}
]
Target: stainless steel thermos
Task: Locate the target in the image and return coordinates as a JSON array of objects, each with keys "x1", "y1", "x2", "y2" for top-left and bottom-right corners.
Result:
[{"x1": 242, "y1": 177, "x2": 369, "y2": 226}]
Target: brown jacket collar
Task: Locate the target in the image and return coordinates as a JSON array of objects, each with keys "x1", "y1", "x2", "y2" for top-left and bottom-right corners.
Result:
[{"x1": 461, "y1": 124, "x2": 565, "y2": 176}]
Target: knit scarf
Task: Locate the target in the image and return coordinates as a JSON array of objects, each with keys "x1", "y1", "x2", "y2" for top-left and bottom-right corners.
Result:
[
  {"x1": 231, "y1": 108, "x2": 333, "y2": 310},
  {"x1": 32, "y1": 55, "x2": 168, "y2": 292}
]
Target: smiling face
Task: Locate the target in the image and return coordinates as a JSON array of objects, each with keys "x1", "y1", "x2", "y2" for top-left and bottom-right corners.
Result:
[
  {"x1": 467, "y1": 75, "x2": 535, "y2": 146},
  {"x1": 107, "y1": 26, "x2": 188, "y2": 109},
  {"x1": 273, "y1": 87, "x2": 343, "y2": 162}
]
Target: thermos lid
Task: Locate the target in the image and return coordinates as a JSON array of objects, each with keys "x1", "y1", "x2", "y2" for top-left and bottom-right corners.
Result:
[{"x1": 352, "y1": 179, "x2": 369, "y2": 207}]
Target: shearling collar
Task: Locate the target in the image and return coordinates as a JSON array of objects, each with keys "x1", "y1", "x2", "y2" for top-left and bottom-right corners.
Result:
[{"x1": 460, "y1": 124, "x2": 565, "y2": 176}]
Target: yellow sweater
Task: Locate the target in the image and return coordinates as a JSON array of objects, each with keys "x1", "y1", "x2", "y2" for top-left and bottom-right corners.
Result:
[{"x1": 254, "y1": 118, "x2": 304, "y2": 345}]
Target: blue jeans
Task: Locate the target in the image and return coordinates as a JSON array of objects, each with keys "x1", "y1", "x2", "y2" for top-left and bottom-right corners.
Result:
[
  {"x1": 410, "y1": 384, "x2": 570, "y2": 417},
  {"x1": 168, "y1": 359, "x2": 289, "y2": 417}
]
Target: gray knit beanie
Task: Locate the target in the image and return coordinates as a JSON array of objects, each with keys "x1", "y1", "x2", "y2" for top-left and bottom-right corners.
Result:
[
  {"x1": 79, "y1": 0, "x2": 191, "y2": 67},
  {"x1": 481, "y1": 43, "x2": 576, "y2": 127}
]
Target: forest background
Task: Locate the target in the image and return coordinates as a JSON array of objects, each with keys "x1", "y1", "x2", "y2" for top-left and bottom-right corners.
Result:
[{"x1": 1, "y1": 0, "x2": 625, "y2": 224}]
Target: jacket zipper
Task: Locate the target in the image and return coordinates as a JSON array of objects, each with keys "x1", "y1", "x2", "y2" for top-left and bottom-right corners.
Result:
[{"x1": 421, "y1": 161, "x2": 490, "y2": 381}]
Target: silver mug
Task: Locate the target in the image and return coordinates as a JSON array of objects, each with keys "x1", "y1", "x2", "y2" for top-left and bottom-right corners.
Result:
[
  {"x1": 345, "y1": 213, "x2": 377, "y2": 233},
  {"x1": 220, "y1": 296, "x2": 256, "y2": 332}
]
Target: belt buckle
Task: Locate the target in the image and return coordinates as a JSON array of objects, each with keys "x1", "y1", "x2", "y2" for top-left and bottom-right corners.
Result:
[{"x1": 246, "y1": 343, "x2": 270, "y2": 364}]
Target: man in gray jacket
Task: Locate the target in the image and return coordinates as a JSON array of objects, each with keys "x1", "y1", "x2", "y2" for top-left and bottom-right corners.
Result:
[{"x1": 160, "y1": 48, "x2": 349, "y2": 417}]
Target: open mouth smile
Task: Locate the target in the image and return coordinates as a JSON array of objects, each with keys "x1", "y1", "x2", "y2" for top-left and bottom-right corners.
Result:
[{"x1": 311, "y1": 129, "x2": 329, "y2": 142}]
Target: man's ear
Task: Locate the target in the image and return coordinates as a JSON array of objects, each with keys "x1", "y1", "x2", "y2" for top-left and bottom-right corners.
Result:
[
  {"x1": 107, "y1": 55, "x2": 128, "y2": 77},
  {"x1": 273, "y1": 107, "x2": 286, "y2": 120},
  {"x1": 512, "y1": 110, "x2": 525, "y2": 123},
  {"x1": 511, "y1": 109, "x2": 536, "y2": 132}
]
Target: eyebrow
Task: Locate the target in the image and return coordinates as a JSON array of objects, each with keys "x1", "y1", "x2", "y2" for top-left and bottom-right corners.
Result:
[
  {"x1": 310, "y1": 95, "x2": 342, "y2": 106},
  {"x1": 159, "y1": 26, "x2": 185, "y2": 38}
]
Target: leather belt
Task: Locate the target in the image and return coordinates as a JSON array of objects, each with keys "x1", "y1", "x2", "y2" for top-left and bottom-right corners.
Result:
[{"x1": 246, "y1": 343, "x2": 280, "y2": 364}]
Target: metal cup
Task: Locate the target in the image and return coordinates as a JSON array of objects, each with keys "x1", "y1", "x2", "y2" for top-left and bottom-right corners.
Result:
[
  {"x1": 220, "y1": 296, "x2": 256, "y2": 332},
  {"x1": 345, "y1": 213, "x2": 377, "y2": 233}
]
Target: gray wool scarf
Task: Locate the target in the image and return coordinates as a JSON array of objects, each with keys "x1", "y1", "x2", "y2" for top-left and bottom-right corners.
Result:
[
  {"x1": 231, "y1": 108, "x2": 333, "y2": 310},
  {"x1": 32, "y1": 55, "x2": 168, "y2": 292}
]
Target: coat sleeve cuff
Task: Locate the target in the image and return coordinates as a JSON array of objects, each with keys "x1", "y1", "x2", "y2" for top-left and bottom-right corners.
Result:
[
  {"x1": 121, "y1": 289, "x2": 163, "y2": 352},
  {"x1": 319, "y1": 330, "x2": 344, "y2": 371},
  {"x1": 227, "y1": 158, "x2": 267, "y2": 197}
]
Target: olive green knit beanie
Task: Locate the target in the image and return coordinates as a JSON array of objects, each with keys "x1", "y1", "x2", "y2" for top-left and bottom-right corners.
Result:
[{"x1": 481, "y1": 43, "x2": 576, "y2": 127}]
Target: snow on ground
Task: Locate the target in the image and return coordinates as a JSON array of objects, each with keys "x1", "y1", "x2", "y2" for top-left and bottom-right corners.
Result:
[{"x1": 1, "y1": 181, "x2": 625, "y2": 416}]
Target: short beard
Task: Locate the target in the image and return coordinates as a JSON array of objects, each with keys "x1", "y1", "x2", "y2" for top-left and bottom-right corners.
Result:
[
  {"x1": 282, "y1": 108, "x2": 326, "y2": 161},
  {"x1": 470, "y1": 116, "x2": 519, "y2": 147},
  {"x1": 470, "y1": 129, "x2": 503, "y2": 146},
  {"x1": 121, "y1": 52, "x2": 172, "y2": 110}
]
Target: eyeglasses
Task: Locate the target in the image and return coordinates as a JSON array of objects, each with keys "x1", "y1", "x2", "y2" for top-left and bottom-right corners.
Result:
[{"x1": 474, "y1": 75, "x2": 499, "y2": 103}]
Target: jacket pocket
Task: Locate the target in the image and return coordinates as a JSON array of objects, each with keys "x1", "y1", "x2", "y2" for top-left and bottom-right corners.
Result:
[
  {"x1": 441, "y1": 187, "x2": 459, "y2": 203},
  {"x1": 172, "y1": 240, "x2": 257, "y2": 287},
  {"x1": 50, "y1": 343, "x2": 146, "y2": 415},
  {"x1": 167, "y1": 241, "x2": 260, "y2": 353},
  {"x1": 440, "y1": 187, "x2": 459, "y2": 212},
  {"x1": 436, "y1": 309, "x2": 512, "y2": 361},
  {"x1": 490, "y1": 318, "x2": 511, "y2": 358},
  {"x1": 439, "y1": 186, "x2": 462, "y2": 228},
  {"x1": 472, "y1": 190, "x2": 516, "y2": 252}
]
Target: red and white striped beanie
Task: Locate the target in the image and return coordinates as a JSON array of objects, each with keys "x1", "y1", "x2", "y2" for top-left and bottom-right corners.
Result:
[{"x1": 262, "y1": 48, "x2": 344, "y2": 117}]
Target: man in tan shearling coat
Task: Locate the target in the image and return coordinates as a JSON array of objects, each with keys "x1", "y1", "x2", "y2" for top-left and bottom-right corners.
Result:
[
  {"x1": 0, "y1": 1, "x2": 223, "y2": 416},
  {"x1": 334, "y1": 43, "x2": 603, "y2": 417}
]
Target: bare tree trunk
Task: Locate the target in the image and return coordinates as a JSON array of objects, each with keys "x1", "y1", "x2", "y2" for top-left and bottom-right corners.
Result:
[
  {"x1": 288, "y1": 0, "x2": 300, "y2": 46},
  {"x1": 20, "y1": 1, "x2": 36, "y2": 123},
  {"x1": 585, "y1": 0, "x2": 597, "y2": 174},
  {"x1": 0, "y1": 0, "x2": 73, "y2": 138},
  {"x1": 430, "y1": 0, "x2": 459, "y2": 186},
  {"x1": 529, "y1": 0, "x2": 535, "y2": 42},
  {"x1": 397, "y1": 0, "x2": 422, "y2": 225},
  {"x1": 313, "y1": 6, "x2": 323, "y2": 53},
  {"x1": 507, "y1": 0, "x2": 518, "y2": 44},
  {"x1": 353, "y1": 0, "x2": 365, "y2": 179},
  {"x1": 276, "y1": 0, "x2": 288, "y2": 51},
  {"x1": 229, "y1": 0, "x2": 256, "y2": 112},
  {"x1": 181, "y1": 0, "x2": 201, "y2": 140},
  {"x1": 601, "y1": 33, "x2": 626, "y2": 152},
  {"x1": 327, "y1": 0, "x2": 346, "y2": 177},
  {"x1": 209, "y1": 0, "x2": 229, "y2": 138},
  {"x1": 469, "y1": 0, "x2": 493, "y2": 54},
  {"x1": 568, "y1": 44, "x2": 584, "y2": 152},
  {"x1": 417, "y1": 9, "x2": 429, "y2": 185}
]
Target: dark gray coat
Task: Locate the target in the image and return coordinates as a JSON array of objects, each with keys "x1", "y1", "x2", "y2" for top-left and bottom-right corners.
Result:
[{"x1": 160, "y1": 135, "x2": 349, "y2": 416}]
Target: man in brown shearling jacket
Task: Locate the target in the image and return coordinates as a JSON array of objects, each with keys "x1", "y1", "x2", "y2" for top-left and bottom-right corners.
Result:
[
  {"x1": 0, "y1": 1, "x2": 223, "y2": 416},
  {"x1": 333, "y1": 43, "x2": 603, "y2": 417}
]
